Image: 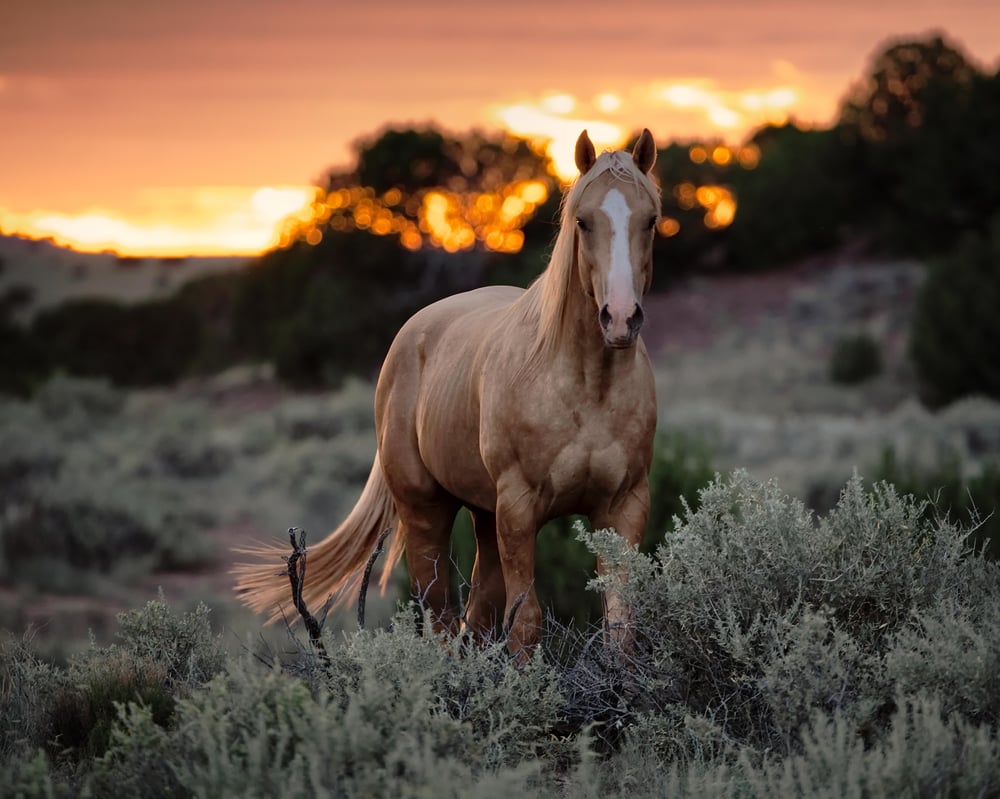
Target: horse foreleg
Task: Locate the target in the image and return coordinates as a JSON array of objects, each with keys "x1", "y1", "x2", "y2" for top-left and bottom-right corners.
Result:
[
  {"x1": 495, "y1": 480, "x2": 542, "y2": 663},
  {"x1": 592, "y1": 478, "x2": 650, "y2": 645},
  {"x1": 463, "y1": 510, "x2": 506, "y2": 642}
]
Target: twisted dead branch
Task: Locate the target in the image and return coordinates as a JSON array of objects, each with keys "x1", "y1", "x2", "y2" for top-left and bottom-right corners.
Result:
[
  {"x1": 357, "y1": 527, "x2": 392, "y2": 629},
  {"x1": 282, "y1": 527, "x2": 333, "y2": 664}
]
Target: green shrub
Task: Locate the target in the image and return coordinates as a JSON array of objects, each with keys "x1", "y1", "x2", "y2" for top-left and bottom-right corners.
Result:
[
  {"x1": 0, "y1": 636, "x2": 64, "y2": 758},
  {"x1": 47, "y1": 648, "x2": 175, "y2": 762},
  {"x1": 89, "y1": 609, "x2": 562, "y2": 797},
  {"x1": 829, "y1": 332, "x2": 882, "y2": 385},
  {"x1": 234, "y1": 232, "x2": 458, "y2": 388},
  {"x1": 580, "y1": 471, "x2": 981, "y2": 754},
  {"x1": 1, "y1": 492, "x2": 163, "y2": 585},
  {"x1": 114, "y1": 597, "x2": 226, "y2": 688},
  {"x1": 36, "y1": 375, "x2": 124, "y2": 432},
  {"x1": 168, "y1": 270, "x2": 243, "y2": 375},
  {"x1": 0, "y1": 380, "x2": 220, "y2": 593},
  {"x1": 726, "y1": 124, "x2": 860, "y2": 270},
  {"x1": 0, "y1": 479, "x2": 215, "y2": 592},
  {"x1": 839, "y1": 39, "x2": 1000, "y2": 257},
  {"x1": 2, "y1": 598, "x2": 224, "y2": 780},
  {"x1": 274, "y1": 379, "x2": 375, "y2": 441},
  {"x1": 886, "y1": 590, "x2": 1000, "y2": 725},
  {"x1": 87, "y1": 702, "x2": 180, "y2": 798},
  {"x1": 741, "y1": 695, "x2": 1000, "y2": 798},
  {"x1": 146, "y1": 404, "x2": 235, "y2": 480},
  {"x1": 644, "y1": 431, "x2": 715, "y2": 553},
  {"x1": 872, "y1": 446, "x2": 1000, "y2": 559},
  {"x1": 152, "y1": 429, "x2": 233, "y2": 479},
  {"x1": 0, "y1": 749, "x2": 75, "y2": 799},
  {"x1": 578, "y1": 694, "x2": 1000, "y2": 798},
  {"x1": 0, "y1": 402, "x2": 62, "y2": 493},
  {"x1": 4, "y1": 473, "x2": 1000, "y2": 796},
  {"x1": 910, "y1": 217, "x2": 1000, "y2": 407}
]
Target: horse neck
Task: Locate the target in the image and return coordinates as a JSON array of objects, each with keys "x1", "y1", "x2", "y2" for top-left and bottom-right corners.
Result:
[{"x1": 552, "y1": 252, "x2": 640, "y2": 392}]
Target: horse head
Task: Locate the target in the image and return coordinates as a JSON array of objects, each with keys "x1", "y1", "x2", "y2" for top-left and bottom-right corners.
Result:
[{"x1": 572, "y1": 129, "x2": 659, "y2": 349}]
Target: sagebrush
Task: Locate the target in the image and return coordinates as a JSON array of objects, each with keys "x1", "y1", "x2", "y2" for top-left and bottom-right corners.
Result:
[{"x1": 2, "y1": 472, "x2": 998, "y2": 797}]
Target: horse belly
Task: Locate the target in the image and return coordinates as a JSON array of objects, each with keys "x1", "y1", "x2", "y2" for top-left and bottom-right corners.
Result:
[
  {"x1": 414, "y1": 344, "x2": 496, "y2": 511},
  {"x1": 419, "y1": 409, "x2": 495, "y2": 510}
]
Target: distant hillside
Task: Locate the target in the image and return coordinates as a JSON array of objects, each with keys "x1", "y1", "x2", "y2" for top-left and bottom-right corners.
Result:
[{"x1": 0, "y1": 234, "x2": 249, "y2": 321}]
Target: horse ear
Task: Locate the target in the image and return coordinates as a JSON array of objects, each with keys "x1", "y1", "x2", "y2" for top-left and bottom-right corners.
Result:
[
  {"x1": 575, "y1": 130, "x2": 596, "y2": 175},
  {"x1": 632, "y1": 128, "x2": 656, "y2": 174}
]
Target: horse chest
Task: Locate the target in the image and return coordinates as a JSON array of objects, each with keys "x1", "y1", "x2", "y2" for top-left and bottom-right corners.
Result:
[
  {"x1": 510, "y1": 398, "x2": 645, "y2": 507},
  {"x1": 548, "y1": 436, "x2": 629, "y2": 501}
]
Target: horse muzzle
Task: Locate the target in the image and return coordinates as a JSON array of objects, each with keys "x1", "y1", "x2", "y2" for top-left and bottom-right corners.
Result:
[{"x1": 599, "y1": 302, "x2": 644, "y2": 348}]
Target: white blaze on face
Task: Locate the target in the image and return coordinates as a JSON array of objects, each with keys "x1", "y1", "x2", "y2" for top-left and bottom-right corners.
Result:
[{"x1": 599, "y1": 188, "x2": 636, "y2": 330}]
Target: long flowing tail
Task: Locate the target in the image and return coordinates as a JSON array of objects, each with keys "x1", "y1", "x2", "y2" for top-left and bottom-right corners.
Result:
[{"x1": 233, "y1": 452, "x2": 404, "y2": 622}]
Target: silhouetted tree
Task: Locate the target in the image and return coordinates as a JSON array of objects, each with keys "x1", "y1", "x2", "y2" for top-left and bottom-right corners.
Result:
[
  {"x1": 333, "y1": 126, "x2": 550, "y2": 195},
  {"x1": 0, "y1": 308, "x2": 49, "y2": 397},
  {"x1": 726, "y1": 124, "x2": 859, "y2": 269},
  {"x1": 838, "y1": 35, "x2": 995, "y2": 254},
  {"x1": 354, "y1": 129, "x2": 456, "y2": 194},
  {"x1": 652, "y1": 142, "x2": 734, "y2": 278},
  {"x1": 32, "y1": 298, "x2": 202, "y2": 387},
  {"x1": 232, "y1": 228, "x2": 484, "y2": 387},
  {"x1": 840, "y1": 35, "x2": 977, "y2": 143}
]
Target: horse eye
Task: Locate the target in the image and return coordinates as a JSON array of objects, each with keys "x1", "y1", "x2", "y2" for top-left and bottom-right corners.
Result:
[{"x1": 576, "y1": 217, "x2": 590, "y2": 233}]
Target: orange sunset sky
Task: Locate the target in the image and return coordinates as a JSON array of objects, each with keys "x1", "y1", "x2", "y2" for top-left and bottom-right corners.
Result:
[{"x1": 1, "y1": 0, "x2": 998, "y2": 256}]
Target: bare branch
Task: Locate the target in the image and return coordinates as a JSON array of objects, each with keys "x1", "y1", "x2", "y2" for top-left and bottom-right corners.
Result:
[
  {"x1": 283, "y1": 526, "x2": 329, "y2": 664},
  {"x1": 357, "y1": 526, "x2": 392, "y2": 629}
]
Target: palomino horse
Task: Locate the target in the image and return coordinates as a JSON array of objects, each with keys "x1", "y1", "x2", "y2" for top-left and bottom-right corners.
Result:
[{"x1": 236, "y1": 129, "x2": 660, "y2": 658}]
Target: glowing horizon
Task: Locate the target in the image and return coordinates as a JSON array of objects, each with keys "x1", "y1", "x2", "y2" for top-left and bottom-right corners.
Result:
[
  {"x1": 1, "y1": 186, "x2": 315, "y2": 257},
  {"x1": 3, "y1": 2, "x2": 997, "y2": 258},
  {"x1": 1, "y1": 74, "x2": 809, "y2": 258}
]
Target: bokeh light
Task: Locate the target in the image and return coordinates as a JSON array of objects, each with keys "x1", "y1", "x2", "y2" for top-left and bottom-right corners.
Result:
[{"x1": 284, "y1": 178, "x2": 550, "y2": 255}]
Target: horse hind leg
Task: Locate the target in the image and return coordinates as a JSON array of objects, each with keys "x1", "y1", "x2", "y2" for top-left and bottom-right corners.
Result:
[
  {"x1": 398, "y1": 497, "x2": 460, "y2": 634},
  {"x1": 462, "y1": 509, "x2": 507, "y2": 643},
  {"x1": 379, "y1": 407, "x2": 459, "y2": 634}
]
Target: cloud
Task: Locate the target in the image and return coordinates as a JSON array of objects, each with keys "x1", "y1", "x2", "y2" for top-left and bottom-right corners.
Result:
[
  {"x1": 493, "y1": 104, "x2": 623, "y2": 180},
  {"x1": 491, "y1": 73, "x2": 805, "y2": 178}
]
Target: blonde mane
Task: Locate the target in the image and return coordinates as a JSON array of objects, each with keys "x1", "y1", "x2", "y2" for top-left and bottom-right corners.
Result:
[{"x1": 512, "y1": 149, "x2": 660, "y2": 375}]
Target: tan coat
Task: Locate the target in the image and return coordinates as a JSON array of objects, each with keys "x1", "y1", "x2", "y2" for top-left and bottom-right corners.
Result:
[{"x1": 236, "y1": 130, "x2": 660, "y2": 659}]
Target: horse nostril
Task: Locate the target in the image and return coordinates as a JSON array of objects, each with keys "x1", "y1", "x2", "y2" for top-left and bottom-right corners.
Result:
[
  {"x1": 627, "y1": 304, "x2": 644, "y2": 335},
  {"x1": 599, "y1": 304, "x2": 612, "y2": 331}
]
